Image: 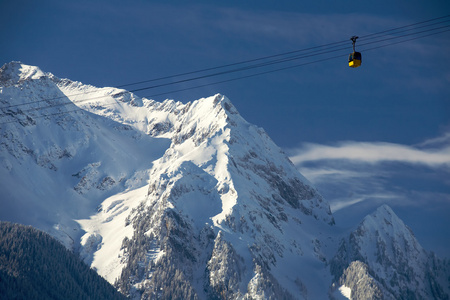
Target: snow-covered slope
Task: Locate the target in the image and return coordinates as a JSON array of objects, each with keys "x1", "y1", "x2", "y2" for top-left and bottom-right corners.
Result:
[
  {"x1": 1, "y1": 62, "x2": 449, "y2": 299},
  {"x1": 0, "y1": 62, "x2": 169, "y2": 248}
]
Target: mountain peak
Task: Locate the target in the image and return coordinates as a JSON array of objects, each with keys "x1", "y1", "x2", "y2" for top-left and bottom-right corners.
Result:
[
  {"x1": 331, "y1": 204, "x2": 449, "y2": 299},
  {"x1": 358, "y1": 204, "x2": 418, "y2": 245},
  {"x1": 352, "y1": 204, "x2": 425, "y2": 265},
  {"x1": 212, "y1": 93, "x2": 239, "y2": 115},
  {"x1": 373, "y1": 203, "x2": 396, "y2": 218},
  {"x1": 0, "y1": 61, "x2": 46, "y2": 84}
]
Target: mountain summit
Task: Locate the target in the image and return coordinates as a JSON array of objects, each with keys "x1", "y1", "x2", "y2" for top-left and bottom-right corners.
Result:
[
  {"x1": 1, "y1": 62, "x2": 448, "y2": 299},
  {"x1": 331, "y1": 205, "x2": 450, "y2": 299}
]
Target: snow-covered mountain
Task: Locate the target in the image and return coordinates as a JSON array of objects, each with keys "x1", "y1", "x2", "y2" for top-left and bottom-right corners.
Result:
[
  {"x1": 1, "y1": 62, "x2": 448, "y2": 299},
  {"x1": 330, "y1": 205, "x2": 449, "y2": 299}
]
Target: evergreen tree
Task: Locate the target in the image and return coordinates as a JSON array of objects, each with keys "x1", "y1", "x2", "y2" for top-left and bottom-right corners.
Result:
[{"x1": 0, "y1": 221, "x2": 125, "y2": 300}]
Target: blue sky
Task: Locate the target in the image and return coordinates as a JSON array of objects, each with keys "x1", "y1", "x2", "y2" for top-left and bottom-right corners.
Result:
[{"x1": 1, "y1": 0, "x2": 450, "y2": 257}]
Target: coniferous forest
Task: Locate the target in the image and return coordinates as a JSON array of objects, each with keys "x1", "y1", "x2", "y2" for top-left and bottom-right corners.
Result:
[{"x1": 0, "y1": 221, "x2": 125, "y2": 300}]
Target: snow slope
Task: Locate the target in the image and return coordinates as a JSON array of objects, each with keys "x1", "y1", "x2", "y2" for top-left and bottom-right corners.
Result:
[
  {"x1": 0, "y1": 62, "x2": 169, "y2": 248},
  {"x1": 1, "y1": 62, "x2": 449, "y2": 299}
]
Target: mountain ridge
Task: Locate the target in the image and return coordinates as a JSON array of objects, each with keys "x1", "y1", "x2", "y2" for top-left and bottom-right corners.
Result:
[{"x1": 1, "y1": 62, "x2": 449, "y2": 299}]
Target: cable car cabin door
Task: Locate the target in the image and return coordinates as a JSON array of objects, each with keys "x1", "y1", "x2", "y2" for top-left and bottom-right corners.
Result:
[{"x1": 349, "y1": 52, "x2": 362, "y2": 68}]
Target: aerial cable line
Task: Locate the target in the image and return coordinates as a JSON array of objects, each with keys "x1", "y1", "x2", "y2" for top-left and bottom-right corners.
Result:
[
  {"x1": 56, "y1": 23, "x2": 450, "y2": 95},
  {"x1": 359, "y1": 14, "x2": 450, "y2": 40},
  {"x1": 2, "y1": 23, "x2": 449, "y2": 116},
  {"x1": 2, "y1": 26, "x2": 448, "y2": 126},
  {"x1": 1, "y1": 16, "x2": 449, "y2": 121},
  {"x1": 360, "y1": 27, "x2": 450, "y2": 53},
  {"x1": 358, "y1": 23, "x2": 450, "y2": 48},
  {"x1": 3, "y1": 22, "x2": 450, "y2": 127},
  {"x1": 0, "y1": 42, "x2": 357, "y2": 116},
  {"x1": 367, "y1": 18, "x2": 450, "y2": 38},
  {"x1": 142, "y1": 27, "x2": 450, "y2": 99},
  {"x1": 0, "y1": 42, "x2": 351, "y2": 111},
  {"x1": 115, "y1": 40, "x2": 350, "y2": 89},
  {"x1": 31, "y1": 24, "x2": 450, "y2": 111},
  {"x1": 118, "y1": 14, "x2": 450, "y2": 88},
  {"x1": 1, "y1": 14, "x2": 449, "y2": 111},
  {"x1": 125, "y1": 22, "x2": 450, "y2": 95},
  {"x1": 1, "y1": 44, "x2": 348, "y2": 115},
  {"x1": 116, "y1": 44, "x2": 352, "y2": 95},
  {"x1": 119, "y1": 14, "x2": 450, "y2": 88},
  {"x1": 1, "y1": 25, "x2": 448, "y2": 121},
  {"x1": 0, "y1": 54, "x2": 346, "y2": 126},
  {"x1": 358, "y1": 20, "x2": 450, "y2": 46},
  {"x1": 2, "y1": 15, "x2": 446, "y2": 110},
  {"x1": 0, "y1": 39, "x2": 349, "y2": 111},
  {"x1": 122, "y1": 22, "x2": 450, "y2": 96},
  {"x1": 144, "y1": 54, "x2": 346, "y2": 99},
  {"x1": 0, "y1": 42, "x2": 350, "y2": 113},
  {"x1": 5, "y1": 22, "x2": 449, "y2": 126}
]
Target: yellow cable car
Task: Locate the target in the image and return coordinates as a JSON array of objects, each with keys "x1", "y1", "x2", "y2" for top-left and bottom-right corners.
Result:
[
  {"x1": 348, "y1": 36, "x2": 361, "y2": 68},
  {"x1": 349, "y1": 52, "x2": 361, "y2": 68}
]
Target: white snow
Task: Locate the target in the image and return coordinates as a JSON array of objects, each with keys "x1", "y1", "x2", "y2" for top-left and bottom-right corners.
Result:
[
  {"x1": 77, "y1": 185, "x2": 149, "y2": 283},
  {"x1": 338, "y1": 285, "x2": 352, "y2": 299},
  {"x1": 18, "y1": 64, "x2": 46, "y2": 80}
]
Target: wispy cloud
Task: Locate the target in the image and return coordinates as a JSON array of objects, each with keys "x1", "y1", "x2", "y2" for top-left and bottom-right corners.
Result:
[
  {"x1": 288, "y1": 134, "x2": 450, "y2": 214},
  {"x1": 330, "y1": 193, "x2": 401, "y2": 212},
  {"x1": 418, "y1": 131, "x2": 450, "y2": 147},
  {"x1": 290, "y1": 140, "x2": 450, "y2": 167}
]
